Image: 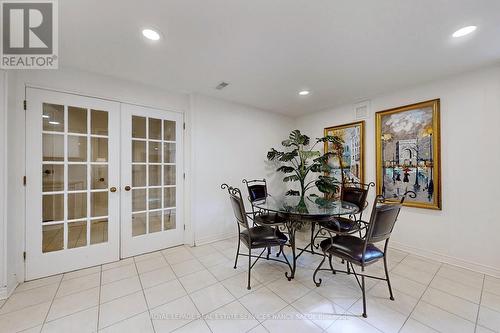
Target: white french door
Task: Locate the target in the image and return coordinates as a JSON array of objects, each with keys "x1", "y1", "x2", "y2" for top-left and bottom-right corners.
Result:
[
  {"x1": 26, "y1": 88, "x2": 120, "y2": 280},
  {"x1": 26, "y1": 89, "x2": 184, "y2": 280},
  {"x1": 120, "y1": 104, "x2": 184, "y2": 258}
]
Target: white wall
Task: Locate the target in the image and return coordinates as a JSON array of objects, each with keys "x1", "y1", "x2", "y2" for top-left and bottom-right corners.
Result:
[
  {"x1": 296, "y1": 65, "x2": 500, "y2": 276},
  {"x1": 190, "y1": 94, "x2": 294, "y2": 244}
]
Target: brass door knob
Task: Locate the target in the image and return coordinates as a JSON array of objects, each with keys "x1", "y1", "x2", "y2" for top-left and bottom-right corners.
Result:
[
  {"x1": 124, "y1": 185, "x2": 131, "y2": 191},
  {"x1": 110, "y1": 187, "x2": 117, "y2": 193}
]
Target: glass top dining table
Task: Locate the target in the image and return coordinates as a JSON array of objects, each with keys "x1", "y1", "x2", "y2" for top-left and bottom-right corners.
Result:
[
  {"x1": 252, "y1": 195, "x2": 359, "y2": 217},
  {"x1": 252, "y1": 194, "x2": 360, "y2": 280}
]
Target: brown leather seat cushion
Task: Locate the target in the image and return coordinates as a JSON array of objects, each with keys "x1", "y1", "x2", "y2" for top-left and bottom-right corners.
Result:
[
  {"x1": 319, "y1": 217, "x2": 357, "y2": 233},
  {"x1": 253, "y1": 213, "x2": 286, "y2": 225},
  {"x1": 320, "y1": 235, "x2": 383, "y2": 264},
  {"x1": 240, "y1": 226, "x2": 288, "y2": 248}
]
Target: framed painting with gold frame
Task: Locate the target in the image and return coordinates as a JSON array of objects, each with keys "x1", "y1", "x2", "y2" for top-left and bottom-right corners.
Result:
[
  {"x1": 324, "y1": 120, "x2": 365, "y2": 185},
  {"x1": 375, "y1": 99, "x2": 441, "y2": 210}
]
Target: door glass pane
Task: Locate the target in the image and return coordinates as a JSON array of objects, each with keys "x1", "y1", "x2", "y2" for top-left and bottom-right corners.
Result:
[
  {"x1": 42, "y1": 164, "x2": 64, "y2": 192},
  {"x1": 164, "y1": 120, "x2": 175, "y2": 141},
  {"x1": 68, "y1": 193, "x2": 87, "y2": 220},
  {"x1": 90, "y1": 219, "x2": 108, "y2": 244},
  {"x1": 149, "y1": 165, "x2": 161, "y2": 186},
  {"x1": 68, "y1": 165, "x2": 87, "y2": 190},
  {"x1": 164, "y1": 143, "x2": 175, "y2": 163},
  {"x1": 42, "y1": 224, "x2": 64, "y2": 253},
  {"x1": 132, "y1": 213, "x2": 146, "y2": 236},
  {"x1": 68, "y1": 221, "x2": 87, "y2": 248},
  {"x1": 164, "y1": 165, "x2": 176, "y2": 185},
  {"x1": 164, "y1": 187, "x2": 176, "y2": 208},
  {"x1": 91, "y1": 165, "x2": 108, "y2": 189},
  {"x1": 43, "y1": 194, "x2": 64, "y2": 222},
  {"x1": 68, "y1": 136, "x2": 87, "y2": 162},
  {"x1": 132, "y1": 165, "x2": 146, "y2": 187},
  {"x1": 132, "y1": 189, "x2": 146, "y2": 212},
  {"x1": 91, "y1": 192, "x2": 108, "y2": 217},
  {"x1": 163, "y1": 209, "x2": 176, "y2": 230},
  {"x1": 132, "y1": 116, "x2": 146, "y2": 138},
  {"x1": 91, "y1": 138, "x2": 108, "y2": 162},
  {"x1": 132, "y1": 140, "x2": 146, "y2": 162},
  {"x1": 91, "y1": 110, "x2": 108, "y2": 135},
  {"x1": 149, "y1": 118, "x2": 161, "y2": 140},
  {"x1": 43, "y1": 103, "x2": 64, "y2": 132},
  {"x1": 43, "y1": 134, "x2": 64, "y2": 161},
  {"x1": 68, "y1": 106, "x2": 87, "y2": 134},
  {"x1": 149, "y1": 188, "x2": 161, "y2": 210},
  {"x1": 149, "y1": 211, "x2": 161, "y2": 233},
  {"x1": 149, "y1": 142, "x2": 161, "y2": 163}
]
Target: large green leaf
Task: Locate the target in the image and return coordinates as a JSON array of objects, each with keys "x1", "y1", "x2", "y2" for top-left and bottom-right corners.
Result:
[
  {"x1": 267, "y1": 148, "x2": 283, "y2": 161},
  {"x1": 315, "y1": 176, "x2": 340, "y2": 194},
  {"x1": 283, "y1": 175, "x2": 299, "y2": 182},
  {"x1": 278, "y1": 150, "x2": 298, "y2": 162},
  {"x1": 289, "y1": 130, "x2": 310, "y2": 146},
  {"x1": 276, "y1": 166, "x2": 295, "y2": 173},
  {"x1": 285, "y1": 189, "x2": 300, "y2": 196}
]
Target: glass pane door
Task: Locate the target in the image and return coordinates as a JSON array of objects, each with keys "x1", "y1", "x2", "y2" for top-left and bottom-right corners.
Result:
[
  {"x1": 26, "y1": 88, "x2": 120, "y2": 280},
  {"x1": 121, "y1": 104, "x2": 183, "y2": 258}
]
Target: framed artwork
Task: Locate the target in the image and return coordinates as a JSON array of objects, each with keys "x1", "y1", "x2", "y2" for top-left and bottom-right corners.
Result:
[
  {"x1": 376, "y1": 99, "x2": 441, "y2": 210},
  {"x1": 324, "y1": 120, "x2": 365, "y2": 185}
]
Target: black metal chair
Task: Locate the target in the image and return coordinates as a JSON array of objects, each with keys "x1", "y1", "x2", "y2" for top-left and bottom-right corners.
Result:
[
  {"x1": 242, "y1": 179, "x2": 287, "y2": 227},
  {"x1": 313, "y1": 191, "x2": 415, "y2": 318},
  {"x1": 222, "y1": 183, "x2": 292, "y2": 290},
  {"x1": 314, "y1": 182, "x2": 375, "y2": 239}
]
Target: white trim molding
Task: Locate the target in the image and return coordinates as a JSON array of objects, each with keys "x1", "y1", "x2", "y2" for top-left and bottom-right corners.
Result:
[{"x1": 390, "y1": 241, "x2": 500, "y2": 278}]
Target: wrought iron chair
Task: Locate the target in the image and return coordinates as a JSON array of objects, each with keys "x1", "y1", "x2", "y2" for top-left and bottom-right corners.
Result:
[
  {"x1": 222, "y1": 184, "x2": 292, "y2": 290},
  {"x1": 314, "y1": 182, "x2": 375, "y2": 240},
  {"x1": 313, "y1": 191, "x2": 415, "y2": 318},
  {"x1": 242, "y1": 179, "x2": 287, "y2": 227}
]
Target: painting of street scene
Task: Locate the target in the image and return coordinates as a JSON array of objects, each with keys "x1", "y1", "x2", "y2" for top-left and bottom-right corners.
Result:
[
  {"x1": 376, "y1": 99, "x2": 441, "y2": 209},
  {"x1": 324, "y1": 121, "x2": 364, "y2": 185}
]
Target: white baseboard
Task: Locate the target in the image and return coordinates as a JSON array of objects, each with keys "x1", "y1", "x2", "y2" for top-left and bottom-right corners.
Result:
[
  {"x1": 390, "y1": 241, "x2": 500, "y2": 278},
  {"x1": 195, "y1": 232, "x2": 234, "y2": 247},
  {"x1": 0, "y1": 282, "x2": 17, "y2": 300}
]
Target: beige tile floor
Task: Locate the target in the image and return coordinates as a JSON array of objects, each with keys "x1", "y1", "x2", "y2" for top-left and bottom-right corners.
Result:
[{"x1": 1, "y1": 235, "x2": 499, "y2": 333}]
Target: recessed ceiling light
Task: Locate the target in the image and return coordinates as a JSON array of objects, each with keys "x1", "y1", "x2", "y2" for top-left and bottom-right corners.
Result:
[
  {"x1": 298, "y1": 90, "x2": 311, "y2": 96},
  {"x1": 142, "y1": 28, "x2": 161, "y2": 41},
  {"x1": 452, "y1": 26, "x2": 477, "y2": 38}
]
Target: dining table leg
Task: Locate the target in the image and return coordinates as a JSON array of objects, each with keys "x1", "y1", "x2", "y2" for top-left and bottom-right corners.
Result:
[{"x1": 285, "y1": 219, "x2": 297, "y2": 280}]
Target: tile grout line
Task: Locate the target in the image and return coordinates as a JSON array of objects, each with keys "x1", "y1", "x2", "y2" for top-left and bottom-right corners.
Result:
[
  {"x1": 397, "y1": 261, "x2": 443, "y2": 333},
  {"x1": 474, "y1": 274, "x2": 486, "y2": 332},
  {"x1": 132, "y1": 257, "x2": 158, "y2": 333},
  {"x1": 96, "y1": 265, "x2": 103, "y2": 332},
  {"x1": 39, "y1": 273, "x2": 64, "y2": 331},
  {"x1": 159, "y1": 249, "x2": 215, "y2": 333}
]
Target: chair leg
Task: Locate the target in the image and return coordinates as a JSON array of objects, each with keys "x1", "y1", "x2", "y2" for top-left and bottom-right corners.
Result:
[
  {"x1": 267, "y1": 246, "x2": 271, "y2": 260},
  {"x1": 361, "y1": 274, "x2": 367, "y2": 318},
  {"x1": 313, "y1": 253, "x2": 326, "y2": 287},
  {"x1": 233, "y1": 238, "x2": 240, "y2": 269},
  {"x1": 276, "y1": 246, "x2": 283, "y2": 257},
  {"x1": 328, "y1": 254, "x2": 336, "y2": 274},
  {"x1": 384, "y1": 255, "x2": 395, "y2": 301},
  {"x1": 347, "y1": 261, "x2": 351, "y2": 275},
  {"x1": 247, "y1": 248, "x2": 252, "y2": 290}
]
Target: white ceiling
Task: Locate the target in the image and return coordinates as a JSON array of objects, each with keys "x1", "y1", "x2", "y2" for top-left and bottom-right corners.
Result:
[{"x1": 60, "y1": 0, "x2": 500, "y2": 116}]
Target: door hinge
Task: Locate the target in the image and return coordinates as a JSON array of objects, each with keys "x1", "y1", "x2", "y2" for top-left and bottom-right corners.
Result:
[
  {"x1": 183, "y1": 122, "x2": 186, "y2": 130},
  {"x1": 183, "y1": 224, "x2": 186, "y2": 231},
  {"x1": 23, "y1": 176, "x2": 27, "y2": 186},
  {"x1": 23, "y1": 251, "x2": 26, "y2": 261},
  {"x1": 23, "y1": 100, "x2": 27, "y2": 110},
  {"x1": 183, "y1": 173, "x2": 186, "y2": 180}
]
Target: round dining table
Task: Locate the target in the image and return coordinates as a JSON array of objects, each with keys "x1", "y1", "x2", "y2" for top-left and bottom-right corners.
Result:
[{"x1": 252, "y1": 195, "x2": 359, "y2": 279}]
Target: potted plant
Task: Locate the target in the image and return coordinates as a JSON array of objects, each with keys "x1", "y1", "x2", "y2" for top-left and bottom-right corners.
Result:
[{"x1": 267, "y1": 130, "x2": 344, "y2": 210}]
